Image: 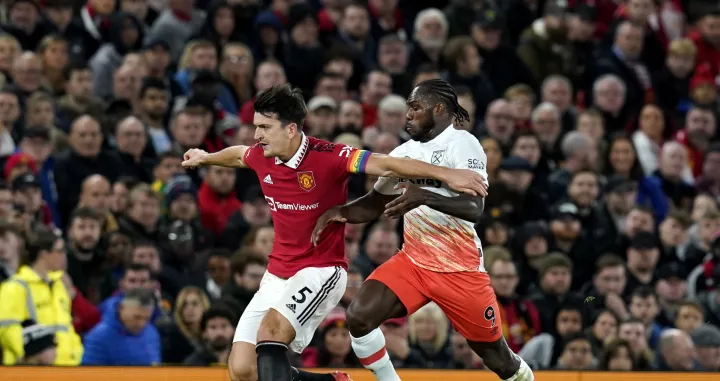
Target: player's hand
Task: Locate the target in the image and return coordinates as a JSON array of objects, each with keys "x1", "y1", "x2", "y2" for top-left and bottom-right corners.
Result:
[
  {"x1": 182, "y1": 148, "x2": 209, "y2": 169},
  {"x1": 312, "y1": 206, "x2": 347, "y2": 246},
  {"x1": 444, "y1": 169, "x2": 488, "y2": 197},
  {"x1": 384, "y1": 183, "x2": 427, "y2": 219}
]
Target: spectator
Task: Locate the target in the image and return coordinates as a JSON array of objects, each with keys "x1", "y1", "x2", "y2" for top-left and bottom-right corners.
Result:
[
  {"x1": 117, "y1": 183, "x2": 161, "y2": 242},
  {"x1": 628, "y1": 286, "x2": 663, "y2": 349},
  {"x1": 114, "y1": 116, "x2": 154, "y2": 183},
  {"x1": 618, "y1": 318, "x2": 653, "y2": 370},
  {"x1": 163, "y1": 286, "x2": 210, "y2": 363},
  {"x1": 0, "y1": 219, "x2": 23, "y2": 282},
  {"x1": 517, "y1": 6, "x2": 575, "y2": 84},
  {"x1": 183, "y1": 304, "x2": 236, "y2": 365},
  {"x1": 65, "y1": 207, "x2": 104, "y2": 302},
  {"x1": 519, "y1": 303, "x2": 584, "y2": 369},
  {"x1": 691, "y1": 324, "x2": 720, "y2": 371},
  {"x1": 0, "y1": 226, "x2": 83, "y2": 365},
  {"x1": 82, "y1": 288, "x2": 161, "y2": 365},
  {"x1": 599, "y1": 339, "x2": 638, "y2": 371},
  {"x1": 655, "y1": 328, "x2": 701, "y2": 371},
  {"x1": 302, "y1": 310, "x2": 360, "y2": 368},
  {"x1": 408, "y1": 302, "x2": 452, "y2": 368},
  {"x1": 555, "y1": 332, "x2": 596, "y2": 370},
  {"x1": 674, "y1": 301, "x2": 705, "y2": 335},
  {"x1": 146, "y1": 0, "x2": 205, "y2": 61},
  {"x1": 586, "y1": 309, "x2": 619, "y2": 358},
  {"x1": 78, "y1": 175, "x2": 117, "y2": 234},
  {"x1": 352, "y1": 224, "x2": 399, "y2": 279}
]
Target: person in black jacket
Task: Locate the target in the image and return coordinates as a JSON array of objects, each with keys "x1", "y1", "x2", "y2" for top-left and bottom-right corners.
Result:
[{"x1": 183, "y1": 304, "x2": 237, "y2": 366}]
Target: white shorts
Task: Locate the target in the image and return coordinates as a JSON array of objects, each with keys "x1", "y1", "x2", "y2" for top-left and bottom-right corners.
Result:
[{"x1": 233, "y1": 266, "x2": 347, "y2": 353}]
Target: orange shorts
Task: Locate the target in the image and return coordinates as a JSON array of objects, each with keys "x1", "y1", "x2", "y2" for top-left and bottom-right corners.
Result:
[{"x1": 367, "y1": 252, "x2": 502, "y2": 343}]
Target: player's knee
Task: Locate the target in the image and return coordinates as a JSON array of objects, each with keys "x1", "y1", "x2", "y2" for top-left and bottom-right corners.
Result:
[{"x1": 346, "y1": 301, "x2": 376, "y2": 336}]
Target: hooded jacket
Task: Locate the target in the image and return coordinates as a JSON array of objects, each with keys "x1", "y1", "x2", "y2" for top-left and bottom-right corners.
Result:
[
  {"x1": 89, "y1": 12, "x2": 145, "y2": 100},
  {"x1": 0, "y1": 266, "x2": 83, "y2": 365}
]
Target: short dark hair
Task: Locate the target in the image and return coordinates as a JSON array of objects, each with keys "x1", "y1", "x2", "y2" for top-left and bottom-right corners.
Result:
[
  {"x1": 253, "y1": 84, "x2": 308, "y2": 127},
  {"x1": 315, "y1": 71, "x2": 345, "y2": 84},
  {"x1": 560, "y1": 332, "x2": 589, "y2": 352},
  {"x1": 454, "y1": 85, "x2": 473, "y2": 99},
  {"x1": 133, "y1": 240, "x2": 158, "y2": 252},
  {"x1": 140, "y1": 78, "x2": 167, "y2": 98},
  {"x1": 63, "y1": 61, "x2": 91, "y2": 81},
  {"x1": 124, "y1": 263, "x2": 151, "y2": 276},
  {"x1": 25, "y1": 226, "x2": 60, "y2": 264},
  {"x1": 678, "y1": 300, "x2": 705, "y2": 316},
  {"x1": 122, "y1": 287, "x2": 156, "y2": 308},
  {"x1": 115, "y1": 176, "x2": 141, "y2": 190},
  {"x1": 324, "y1": 45, "x2": 356, "y2": 65},
  {"x1": 200, "y1": 304, "x2": 237, "y2": 331},
  {"x1": 0, "y1": 180, "x2": 9, "y2": 192},
  {"x1": 69, "y1": 207, "x2": 103, "y2": 225},
  {"x1": 631, "y1": 285, "x2": 657, "y2": 301},
  {"x1": 157, "y1": 149, "x2": 183, "y2": 161},
  {"x1": 443, "y1": 36, "x2": 476, "y2": 72},
  {"x1": 619, "y1": 317, "x2": 645, "y2": 328},
  {"x1": 595, "y1": 254, "x2": 625, "y2": 274}
]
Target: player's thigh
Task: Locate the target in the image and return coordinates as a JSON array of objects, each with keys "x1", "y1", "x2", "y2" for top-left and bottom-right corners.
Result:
[
  {"x1": 427, "y1": 270, "x2": 503, "y2": 343},
  {"x1": 228, "y1": 341, "x2": 257, "y2": 381},
  {"x1": 348, "y1": 255, "x2": 426, "y2": 329},
  {"x1": 232, "y1": 271, "x2": 283, "y2": 346},
  {"x1": 271, "y1": 266, "x2": 347, "y2": 353}
]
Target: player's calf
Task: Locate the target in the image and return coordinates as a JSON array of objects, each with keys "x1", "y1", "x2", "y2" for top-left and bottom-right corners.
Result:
[{"x1": 468, "y1": 338, "x2": 534, "y2": 381}]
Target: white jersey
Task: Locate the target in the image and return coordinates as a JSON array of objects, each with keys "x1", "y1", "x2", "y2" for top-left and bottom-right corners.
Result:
[{"x1": 374, "y1": 126, "x2": 488, "y2": 273}]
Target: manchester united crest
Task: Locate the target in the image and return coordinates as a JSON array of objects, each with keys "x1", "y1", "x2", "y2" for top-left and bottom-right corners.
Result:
[{"x1": 297, "y1": 171, "x2": 316, "y2": 191}]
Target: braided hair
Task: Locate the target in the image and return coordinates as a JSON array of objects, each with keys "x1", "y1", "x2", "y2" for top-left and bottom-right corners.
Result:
[{"x1": 416, "y1": 78, "x2": 471, "y2": 126}]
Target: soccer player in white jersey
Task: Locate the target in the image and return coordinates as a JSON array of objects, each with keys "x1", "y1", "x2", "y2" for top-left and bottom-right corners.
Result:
[{"x1": 312, "y1": 79, "x2": 535, "y2": 381}]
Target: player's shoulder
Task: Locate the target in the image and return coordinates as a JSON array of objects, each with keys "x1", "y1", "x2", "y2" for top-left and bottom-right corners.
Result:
[{"x1": 447, "y1": 129, "x2": 483, "y2": 150}]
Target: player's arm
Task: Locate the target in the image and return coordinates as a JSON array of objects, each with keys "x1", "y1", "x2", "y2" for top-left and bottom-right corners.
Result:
[
  {"x1": 384, "y1": 135, "x2": 488, "y2": 222},
  {"x1": 182, "y1": 145, "x2": 250, "y2": 169},
  {"x1": 353, "y1": 151, "x2": 487, "y2": 196}
]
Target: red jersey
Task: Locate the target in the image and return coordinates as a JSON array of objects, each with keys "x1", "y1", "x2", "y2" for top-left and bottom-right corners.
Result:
[{"x1": 243, "y1": 134, "x2": 371, "y2": 278}]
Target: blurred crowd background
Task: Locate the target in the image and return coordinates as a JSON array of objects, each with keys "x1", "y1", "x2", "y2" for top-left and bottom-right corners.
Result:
[{"x1": 0, "y1": 0, "x2": 718, "y2": 373}]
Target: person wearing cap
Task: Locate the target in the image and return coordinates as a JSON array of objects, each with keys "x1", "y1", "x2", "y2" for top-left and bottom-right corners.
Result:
[
  {"x1": 691, "y1": 324, "x2": 720, "y2": 371},
  {"x1": 183, "y1": 304, "x2": 237, "y2": 366},
  {"x1": 548, "y1": 202, "x2": 582, "y2": 254},
  {"x1": 306, "y1": 95, "x2": 338, "y2": 140},
  {"x1": 0, "y1": 225, "x2": 83, "y2": 365},
  {"x1": 497, "y1": 156, "x2": 535, "y2": 195},
  {"x1": 623, "y1": 231, "x2": 660, "y2": 294},
  {"x1": 654, "y1": 261, "x2": 690, "y2": 328},
  {"x1": 470, "y1": 5, "x2": 535, "y2": 95},
  {"x1": 3, "y1": 0, "x2": 44, "y2": 51},
  {"x1": 12, "y1": 173, "x2": 53, "y2": 229}
]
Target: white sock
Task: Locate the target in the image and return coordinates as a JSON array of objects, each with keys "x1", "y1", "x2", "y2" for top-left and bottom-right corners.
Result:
[
  {"x1": 503, "y1": 354, "x2": 534, "y2": 381},
  {"x1": 351, "y1": 329, "x2": 401, "y2": 381}
]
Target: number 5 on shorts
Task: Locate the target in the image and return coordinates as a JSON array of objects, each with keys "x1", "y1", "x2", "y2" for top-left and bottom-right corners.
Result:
[{"x1": 292, "y1": 287, "x2": 313, "y2": 303}]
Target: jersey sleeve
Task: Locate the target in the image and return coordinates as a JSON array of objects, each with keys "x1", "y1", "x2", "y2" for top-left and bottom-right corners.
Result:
[
  {"x1": 243, "y1": 143, "x2": 263, "y2": 170},
  {"x1": 447, "y1": 133, "x2": 489, "y2": 187},
  {"x1": 372, "y1": 145, "x2": 405, "y2": 195},
  {"x1": 331, "y1": 143, "x2": 372, "y2": 177}
]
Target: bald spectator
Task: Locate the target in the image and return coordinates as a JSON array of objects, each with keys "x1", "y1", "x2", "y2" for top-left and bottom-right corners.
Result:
[
  {"x1": 54, "y1": 115, "x2": 123, "y2": 226},
  {"x1": 548, "y1": 132, "x2": 598, "y2": 203},
  {"x1": 541, "y1": 75, "x2": 577, "y2": 132},
  {"x1": 481, "y1": 99, "x2": 515, "y2": 151},
  {"x1": 78, "y1": 175, "x2": 118, "y2": 233},
  {"x1": 115, "y1": 116, "x2": 153, "y2": 182},
  {"x1": 371, "y1": 133, "x2": 399, "y2": 155},
  {"x1": 112, "y1": 64, "x2": 142, "y2": 104},
  {"x1": 588, "y1": 21, "x2": 649, "y2": 130},
  {"x1": 9, "y1": 52, "x2": 43, "y2": 103},
  {"x1": 655, "y1": 329, "x2": 701, "y2": 371},
  {"x1": 652, "y1": 142, "x2": 696, "y2": 210}
]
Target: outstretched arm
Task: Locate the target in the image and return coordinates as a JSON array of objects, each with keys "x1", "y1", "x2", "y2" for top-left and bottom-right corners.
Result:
[
  {"x1": 182, "y1": 145, "x2": 250, "y2": 169},
  {"x1": 356, "y1": 152, "x2": 487, "y2": 196}
]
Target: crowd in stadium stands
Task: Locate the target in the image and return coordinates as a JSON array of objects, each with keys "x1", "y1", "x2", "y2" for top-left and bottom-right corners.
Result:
[{"x1": 0, "y1": 0, "x2": 718, "y2": 372}]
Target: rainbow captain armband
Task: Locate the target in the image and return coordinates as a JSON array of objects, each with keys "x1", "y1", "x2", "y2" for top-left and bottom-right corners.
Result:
[{"x1": 347, "y1": 149, "x2": 371, "y2": 174}]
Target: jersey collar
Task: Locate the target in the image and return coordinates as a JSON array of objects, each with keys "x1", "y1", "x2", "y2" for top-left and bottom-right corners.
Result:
[{"x1": 275, "y1": 133, "x2": 309, "y2": 169}]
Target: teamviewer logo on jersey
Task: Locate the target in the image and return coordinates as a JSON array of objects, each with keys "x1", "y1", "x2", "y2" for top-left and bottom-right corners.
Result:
[{"x1": 265, "y1": 196, "x2": 277, "y2": 211}]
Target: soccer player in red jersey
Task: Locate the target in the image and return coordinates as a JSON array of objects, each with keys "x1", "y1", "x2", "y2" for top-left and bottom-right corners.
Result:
[
  {"x1": 312, "y1": 80, "x2": 535, "y2": 381},
  {"x1": 181, "y1": 84, "x2": 488, "y2": 381}
]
